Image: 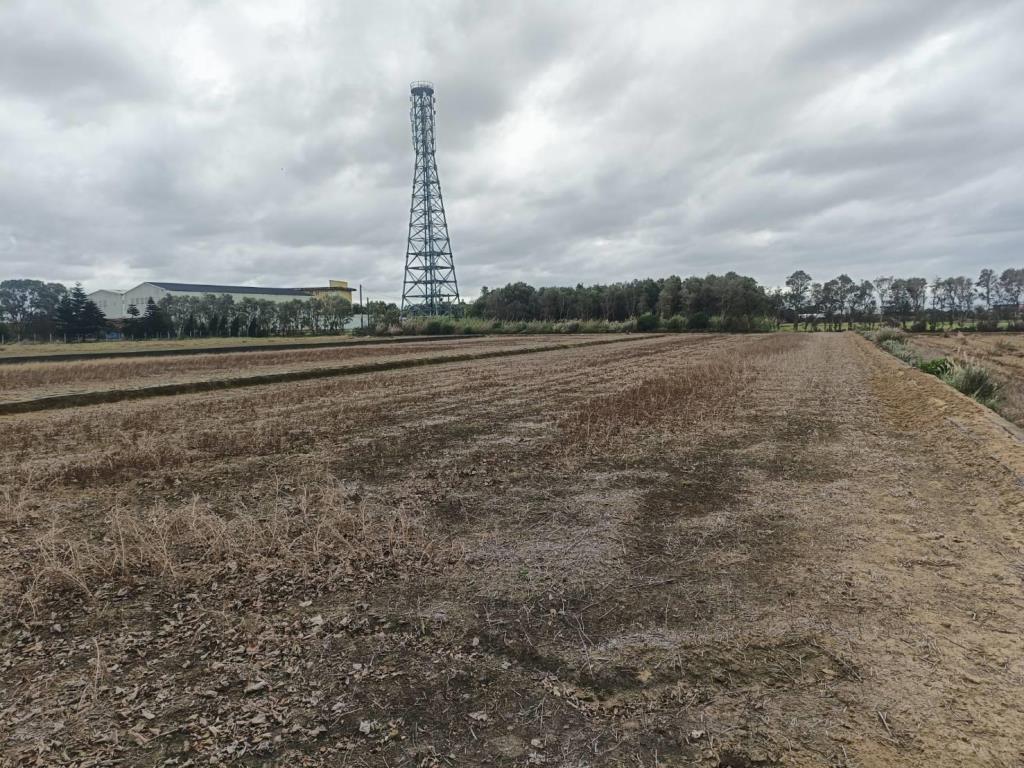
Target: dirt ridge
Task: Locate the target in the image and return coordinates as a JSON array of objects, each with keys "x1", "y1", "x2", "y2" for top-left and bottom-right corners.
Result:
[{"x1": 0, "y1": 335, "x2": 657, "y2": 415}]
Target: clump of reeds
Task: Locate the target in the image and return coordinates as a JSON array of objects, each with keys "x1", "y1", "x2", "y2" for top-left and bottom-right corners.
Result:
[
  {"x1": 942, "y1": 362, "x2": 1000, "y2": 408},
  {"x1": 872, "y1": 327, "x2": 907, "y2": 344},
  {"x1": 880, "y1": 338, "x2": 920, "y2": 366}
]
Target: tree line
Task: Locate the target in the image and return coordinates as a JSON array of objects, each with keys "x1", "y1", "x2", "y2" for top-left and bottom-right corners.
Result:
[
  {"x1": 466, "y1": 273, "x2": 776, "y2": 331},
  {"x1": 462, "y1": 267, "x2": 1023, "y2": 331},
  {"x1": 0, "y1": 278, "x2": 353, "y2": 341},
  {"x1": 783, "y1": 267, "x2": 1024, "y2": 330},
  {"x1": 3, "y1": 266, "x2": 1022, "y2": 341},
  {"x1": 150, "y1": 293, "x2": 352, "y2": 338}
]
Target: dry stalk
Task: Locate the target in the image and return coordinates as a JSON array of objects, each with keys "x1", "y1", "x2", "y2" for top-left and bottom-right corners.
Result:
[{"x1": 8, "y1": 476, "x2": 446, "y2": 613}]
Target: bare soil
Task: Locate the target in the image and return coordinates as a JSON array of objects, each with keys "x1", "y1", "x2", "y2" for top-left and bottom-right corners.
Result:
[
  {"x1": 0, "y1": 335, "x2": 363, "y2": 359},
  {"x1": 1, "y1": 333, "x2": 1022, "y2": 767},
  {"x1": 0, "y1": 336, "x2": 614, "y2": 403}
]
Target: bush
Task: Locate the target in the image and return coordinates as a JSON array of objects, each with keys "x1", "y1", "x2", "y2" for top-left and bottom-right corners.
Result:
[
  {"x1": 880, "y1": 339, "x2": 919, "y2": 365},
  {"x1": 636, "y1": 313, "x2": 659, "y2": 332},
  {"x1": 918, "y1": 357, "x2": 952, "y2": 377},
  {"x1": 977, "y1": 320, "x2": 999, "y2": 332},
  {"x1": 688, "y1": 312, "x2": 709, "y2": 330},
  {"x1": 422, "y1": 319, "x2": 454, "y2": 335},
  {"x1": 910, "y1": 320, "x2": 927, "y2": 332},
  {"x1": 873, "y1": 327, "x2": 907, "y2": 344},
  {"x1": 718, "y1": 315, "x2": 747, "y2": 333},
  {"x1": 942, "y1": 363, "x2": 999, "y2": 406},
  {"x1": 663, "y1": 315, "x2": 686, "y2": 332}
]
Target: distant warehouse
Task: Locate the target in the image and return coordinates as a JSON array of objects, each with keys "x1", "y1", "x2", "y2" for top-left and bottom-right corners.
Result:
[{"x1": 89, "y1": 280, "x2": 354, "y2": 319}]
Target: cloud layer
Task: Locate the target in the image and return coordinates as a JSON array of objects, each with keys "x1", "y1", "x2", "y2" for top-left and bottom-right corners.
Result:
[{"x1": 1, "y1": 0, "x2": 1021, "y2": 300}]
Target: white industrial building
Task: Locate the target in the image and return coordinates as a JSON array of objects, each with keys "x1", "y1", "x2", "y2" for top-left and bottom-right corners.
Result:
[
  {"x1": 89, "y1": 289, "x2": 129, "y2": 319},
  {"x1": 88, "y1": 280, "x2": 354, "y2": 319}
]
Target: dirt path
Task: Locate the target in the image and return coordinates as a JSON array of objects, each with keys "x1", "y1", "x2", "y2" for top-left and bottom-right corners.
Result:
[{"x1": 1, "y1": 333, "x2": 1022, "y2": 767}]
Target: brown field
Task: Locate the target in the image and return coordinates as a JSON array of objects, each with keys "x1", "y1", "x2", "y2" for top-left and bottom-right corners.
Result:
[
  {"x1": 0, "y1": 335, "x2": 612, "y2": 404},
  {"x1": 0, "y1": 335, "x2": 366, "y2": 359},
  {"x1": 1, "y1": 333, "x2": 1022, "y2": 767},
  {"x1": 907, "y1": 332, "x2": 1024, "y2": 427}
]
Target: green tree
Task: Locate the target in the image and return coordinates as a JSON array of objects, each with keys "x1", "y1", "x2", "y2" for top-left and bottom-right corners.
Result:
[
  {"x1": 819, "y1": 279, "x2": 842, "y2": 330},
  {"x1": 142, "y1": 298, "x2": 171, "y2": 337},
  {"x1": 976, "y1": 268, "x2": 996, "y2": 312},
  {"x1": 79, "y1": 299, "x2": 107, "y2": 337},
  {"x1": 834, "y1": 274, "x2": 856, "y2": 329},
  {"x1": 851, "y1": 280, "x2": 875, "y2": 326},
  {"x1": 949, "y1": 276, "x2": 974, "y2": 326},
  {"x1": 784, "y1": 270, "x2": 812, "y2": 329},
  {"x1": 874, "y1": 276, "x2": 894, "y2": 324},
  {"x1": 0, "y1": 279, "x2": 67, "y2": 337},
  {"x1": 656, "y1": 275, "x2": 683, "y2": 318},
  {"x1": 905, "y1": 278, "x2": 928, "y2": 323},
  {"x1": 317, "y1": 294, "x2": 353, "y2": 332},
  {"x1": 54, "y1": 283, "x2": 105, "y2": 339},
  {"x1": 997, "y1": 268, "x2": 1024, "y2": 317},
  {"x1": 55, "y1": 293, "x2": 77, "y2": 338},
  {"x1": 124, "y1": 303, "x2": 142, "y2": 339}
]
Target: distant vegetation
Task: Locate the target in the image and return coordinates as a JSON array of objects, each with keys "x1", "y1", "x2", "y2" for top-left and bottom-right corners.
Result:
[
  {"x1": 359, "y1": 268, "x2": 1023, "y2": 336},
  {"x1": 465, "y1": 273, "x2": 774, "y2": 330},
  {"x1": 781, "y1": 268, "x2": 1024, "y2": 331},
  {"x1": 2, "y1": 266, "x2": 1022, "y2": 342},
  {"x1": 0, "y1": 279, "x2": 352, "y2": 341},
  {"x1": 141, "y1": 293, "x2": 353, "y2": 339}
]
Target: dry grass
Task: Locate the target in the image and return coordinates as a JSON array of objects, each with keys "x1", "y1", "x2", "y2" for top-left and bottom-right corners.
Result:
[
  {"x1": 0, "y1": 336, "x2": 559, "y2": 402},
  {"x1": 0, "y1": 334, "x2": 361, "y2": 359},
  {"x1": 558, "y1": 333, "x2": 799, "y2": 453},
  {"x1": 558, "y1": 358, "x2": 751, "y2": 452},
  {"x1": 9, "y1": 476, "x2": 452, "y2": 616},
  {"x1": 6, "y1": 333, "x2": 1019, "y2": 766}
]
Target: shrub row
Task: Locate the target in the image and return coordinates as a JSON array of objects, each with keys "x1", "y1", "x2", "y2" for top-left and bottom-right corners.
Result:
[{"x1": 357, "y1": 313, "x2": 776, "y2": 337}]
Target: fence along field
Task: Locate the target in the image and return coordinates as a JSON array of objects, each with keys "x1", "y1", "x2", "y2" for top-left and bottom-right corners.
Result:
[{"x1": 2, "y1": 333, "x2": 1023, "y2": 766}]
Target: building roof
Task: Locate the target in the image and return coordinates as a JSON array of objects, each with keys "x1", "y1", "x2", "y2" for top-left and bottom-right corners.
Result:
[
  {"x1": 147, "y1": 282, "x2": 310, "y2": 297},
  {"x1": 299, "y1": 284, "x2": 356, "y2": 293}
]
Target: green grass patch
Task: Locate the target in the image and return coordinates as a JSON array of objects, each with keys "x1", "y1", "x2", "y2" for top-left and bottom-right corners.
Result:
[
  {"x1": 918, "y1": 358, "x2": 952, "y2": 377},
  {"x1": 941, "y1": 363, "x2": 1000, "y2": 408},
  {"x1": 880, "y1": 338, "x2": 920, "y2": 365}
]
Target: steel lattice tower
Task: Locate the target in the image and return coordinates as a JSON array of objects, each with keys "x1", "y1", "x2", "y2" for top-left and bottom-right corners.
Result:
[{"x1": 402, "y1": 81, "x2": 459, "y2": 316}]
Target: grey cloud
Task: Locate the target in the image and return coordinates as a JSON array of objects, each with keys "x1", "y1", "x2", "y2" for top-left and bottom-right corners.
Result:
[
  {"x1": 0, "y1": 2, "x2": 165, "y2": 114},
  {"x1": 0, "y1": 0, "x2": 1022, "y2": 299},
  {"x1": 781, "y1": 1, "x2": 980, "y2": 72}
]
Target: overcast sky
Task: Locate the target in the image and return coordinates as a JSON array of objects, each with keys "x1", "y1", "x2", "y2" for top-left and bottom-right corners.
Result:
[{"x1": 1, "y1": 1, "x2": 1022, "y2": 302}]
